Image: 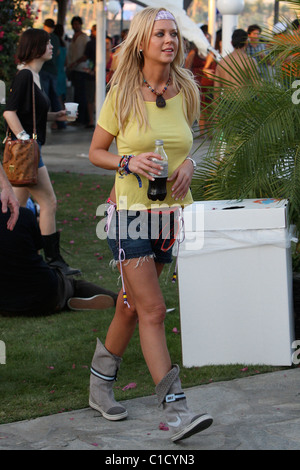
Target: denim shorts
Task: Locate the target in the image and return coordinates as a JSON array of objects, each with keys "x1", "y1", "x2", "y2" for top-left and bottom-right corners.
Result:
[{"x1": 107, "y1": 208, "x2": 180, "y2": 264}]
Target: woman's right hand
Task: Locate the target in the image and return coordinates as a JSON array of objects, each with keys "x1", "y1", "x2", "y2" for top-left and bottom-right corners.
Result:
[{"x1": 128, "y1": 153, "x2": 164, "y2": 181}]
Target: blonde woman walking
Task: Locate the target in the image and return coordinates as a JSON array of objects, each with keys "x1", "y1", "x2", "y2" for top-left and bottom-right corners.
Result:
[{"x1": 89, "y1": 7, "x2": 213, "y2": 442}]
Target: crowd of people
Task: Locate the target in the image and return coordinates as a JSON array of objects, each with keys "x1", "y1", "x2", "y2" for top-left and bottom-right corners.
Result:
[
  {"x1": 31, "y1": 16, "x2": 129, "y2": 129},
  {"x1": 183, "y1": 20, "x2": 300, "y2": 136},
  {"x1": 1, "y1": 6, "x2": 299, "y2": 444},
  {"x1": 9, "y1": 14, "x2": 294, "y2": 137}
]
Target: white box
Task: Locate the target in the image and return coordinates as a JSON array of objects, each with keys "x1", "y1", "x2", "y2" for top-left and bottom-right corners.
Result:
[{"x1": 178, "y1": 199, "x2": 295, "y2": 367}]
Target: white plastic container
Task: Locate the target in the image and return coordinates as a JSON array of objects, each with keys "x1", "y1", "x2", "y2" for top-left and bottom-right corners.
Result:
[{"x1": 178, "y1": 199, "x2": 295, "y2": 367}]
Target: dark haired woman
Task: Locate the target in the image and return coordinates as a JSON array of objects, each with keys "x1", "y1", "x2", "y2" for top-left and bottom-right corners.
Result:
[
  {"x1": 3, "y1": 28, "x2": 80, "y2": 276},
  {"x1": 67, "y1": 16, "x2": 89, "y2": 124}
]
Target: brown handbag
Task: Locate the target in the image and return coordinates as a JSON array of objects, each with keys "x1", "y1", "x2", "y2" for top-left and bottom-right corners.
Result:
[{"x1": 3, "y1": 78, "x2": 40, "y2": 186}]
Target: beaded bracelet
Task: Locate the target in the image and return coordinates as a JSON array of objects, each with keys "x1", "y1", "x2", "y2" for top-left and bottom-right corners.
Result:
[
  {"x1": 117, "y1": 154, "x2": 142, "y2": 188},
  {"x1": 118, "y1": 155, "x2": 134, "y2": 176}
]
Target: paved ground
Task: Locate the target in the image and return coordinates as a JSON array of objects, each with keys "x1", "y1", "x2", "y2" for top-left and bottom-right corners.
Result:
[
  {"x1": 1, "y1": 125, "x2": 299, "y2": 451},
  {"x1": 0, "y1": 369, "x2": 299, "y2": 450}
]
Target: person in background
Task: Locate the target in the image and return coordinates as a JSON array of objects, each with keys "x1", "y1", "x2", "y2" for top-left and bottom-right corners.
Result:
[
  {"x1": 40, "y1": 18, "x2": 66, "y2": 130},
  {"x1": 67, "y1": 16, "x2": 89, "y2": 125},
  {"x1": 184, "y1": 27, "x2": 208, "y2": 136},
  {"x1": 105, "y1": 35, "x2": 114, "y2": 86},
  {"x1": 88, "y1": 7, "x2": 213, "y2": 443},
  {"x1": 246, "y1": 24, "x2": 269, "y2": 79},
  {"x1": 53, "y1": 23, "x2": 67, "y2": 107},
  {"x1": 0, "y1": 163, "x2": 19, "y2": 230},
  {"x1": 110, "y1": 29, "x2": 129, "y2": 76},
  {"x1": 0, "y1": 203, "x2": 117, "y2": 317},
  {"x1": 84, "y1": 24, "x2": 96, "y2": 128},
  {"x1": 200, "y1": 29, "x2": 222, "y2": 137},
  {"x1": 214, "y1": 29, "x2": 259, "y2": 97},
  {"x1": 3, "y1": 28, "x2": 81, "y2": 276}
]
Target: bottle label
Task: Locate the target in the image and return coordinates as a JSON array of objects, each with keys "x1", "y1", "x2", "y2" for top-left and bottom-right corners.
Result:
[{"x1": 149, "y1": 160, "x2": 168, "y2": 178}]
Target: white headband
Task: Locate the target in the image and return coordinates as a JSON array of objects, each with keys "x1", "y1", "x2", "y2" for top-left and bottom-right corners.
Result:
[{"x1": 155, "y1": 10, "x2": 176, "y2": 22}]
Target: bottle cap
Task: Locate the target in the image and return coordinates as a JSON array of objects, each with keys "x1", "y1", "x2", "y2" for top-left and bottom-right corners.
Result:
[{"x1": 155, "y1": 139, "x2": 164, "y2": 145}]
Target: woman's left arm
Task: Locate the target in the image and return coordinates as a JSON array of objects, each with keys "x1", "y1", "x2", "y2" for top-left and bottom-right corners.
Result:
[{"x1": 167, "y1": 158, "x2": 195, "y2": 201}]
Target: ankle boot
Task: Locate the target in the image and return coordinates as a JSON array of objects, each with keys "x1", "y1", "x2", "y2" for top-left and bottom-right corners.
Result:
[
  {"x1": 155, "y1": 365, "x2": 213, "y2": 442},
  {"x1": 89, "y1": 338, "x2": 128, "y2": 421},
  {"x1": 42, "y1": 232, "x2": 81, "y2": 276}
]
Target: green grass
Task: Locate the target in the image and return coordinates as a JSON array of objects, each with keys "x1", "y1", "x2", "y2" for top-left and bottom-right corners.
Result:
[{"x1": 0, "y1": 172, "x2": 286, "y2": 424}]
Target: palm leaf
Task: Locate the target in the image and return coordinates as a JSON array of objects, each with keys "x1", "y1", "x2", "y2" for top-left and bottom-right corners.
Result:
[{"x1": 192, "y1": 15, "x2": 300, "y2": 231}]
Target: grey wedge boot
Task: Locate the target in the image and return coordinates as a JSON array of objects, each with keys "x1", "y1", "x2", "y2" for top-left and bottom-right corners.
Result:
[
  {"x1": 89, "y1": 338, "x2": 128, "y2": 421},
  {"x1": 155, "y1": 364, "x2": 213, "y2": 442}
]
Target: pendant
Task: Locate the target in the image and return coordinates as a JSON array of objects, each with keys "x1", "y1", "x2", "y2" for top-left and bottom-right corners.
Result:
[{"x1": 156, "y1": 95, "x2": 166, "y2": 108}]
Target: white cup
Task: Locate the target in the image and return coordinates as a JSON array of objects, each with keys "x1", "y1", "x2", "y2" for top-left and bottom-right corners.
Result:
[{"x1": 65, "y1": 102, "x2": 79, "y2": 122}]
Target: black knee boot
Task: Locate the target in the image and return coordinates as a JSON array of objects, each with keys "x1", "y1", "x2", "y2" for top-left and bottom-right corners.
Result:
[{"x1": 42, "y1": 232, "x2": 81, "y2": 277}]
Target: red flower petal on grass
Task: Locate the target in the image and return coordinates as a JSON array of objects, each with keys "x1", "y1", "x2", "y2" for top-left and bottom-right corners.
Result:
[
  {"x1": 241, "y1": 367, "x2": 248, "y2": 372},
  {"x1": 122, "y1": 382, "x2": 137, "y2": 391},
  {"x1": 159, "y1": 422, "x2": 169, "y2": 431}
]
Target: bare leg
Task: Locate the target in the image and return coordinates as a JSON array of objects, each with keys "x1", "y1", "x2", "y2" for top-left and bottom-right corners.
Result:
[
  {"x1": 12, "y1": 187, "x2": 30, "y2": 207},
  {"x1": 26, "y1": 166, "x2": 57, "y2": 235},
  {"x1": 104, "y1": 289, "x2": 138, "y2": 357},
  {"x1": 13, "y1": 166, "x2": 56, "y2": 235},
  {"x1": 105, "y1": 258, "x2": 171, "y2": 385}
]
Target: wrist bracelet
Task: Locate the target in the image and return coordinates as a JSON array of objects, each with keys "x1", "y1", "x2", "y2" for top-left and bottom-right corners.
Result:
[
  {"x1": 118, "y1": 155, "x2": 134, "y2": 176},
  {"x1": 185, "y1": 156, "x2": 197, "y2": 171},
  {"x1": 17, "y1": 130, "x2": 30, "y2": 140},
  {"x1": 117, "y1": 154, "x2": 142, "y2": 188}
]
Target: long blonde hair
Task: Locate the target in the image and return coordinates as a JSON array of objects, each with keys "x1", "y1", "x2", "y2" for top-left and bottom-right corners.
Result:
[{"x1": 108, "y1": 7, "x2": 200, "y2": 132}]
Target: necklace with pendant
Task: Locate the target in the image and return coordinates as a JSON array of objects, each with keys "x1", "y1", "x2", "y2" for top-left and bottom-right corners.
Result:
[{"x1": 143, "y1": 75, "x2": 171, "y2": 108}]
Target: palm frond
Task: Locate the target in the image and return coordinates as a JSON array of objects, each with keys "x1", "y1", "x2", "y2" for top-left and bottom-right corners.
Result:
[
  {"x1": 285, "y1": 0, "x2": 300, "y2": 13},
  {"x1": 192, "y1": 17, "x2": 300, "y2": 230}
]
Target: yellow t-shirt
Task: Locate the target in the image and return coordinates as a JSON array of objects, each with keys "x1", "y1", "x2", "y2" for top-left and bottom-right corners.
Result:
[{"x1": 98, "y1": 87, "x2": 194, "y2": 210}]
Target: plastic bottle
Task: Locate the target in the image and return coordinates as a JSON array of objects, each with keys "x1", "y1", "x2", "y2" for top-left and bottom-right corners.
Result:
[{"x1": 147, "y1": 140, "x2": 168, "y2": 201}]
